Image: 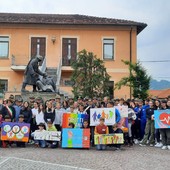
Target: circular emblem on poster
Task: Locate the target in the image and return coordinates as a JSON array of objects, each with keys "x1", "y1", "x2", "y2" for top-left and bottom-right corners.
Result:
[
  {"x1": 21, "y1": 126, "x2": 29, "y2": 134},
  {"x1": 16, "y1": 131, "x2": 24, "y2": 139},
  {"x1": 12, "y1": 125, "x2": 20, "y2": 134},
  {"x1": 7, "y1": 131, "x2": 15, "y2": 138},
  {"x1": 3, "y1": 125, "x2": 11, "y2": 133}
]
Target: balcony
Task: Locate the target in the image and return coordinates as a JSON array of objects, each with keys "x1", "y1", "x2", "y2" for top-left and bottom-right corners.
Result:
[
  {"x1": 11, "y1": 55, "x2": 29, "y2": 71},
  {"x1": 62, "y1": 58, "x2": 74, "y2": 71}
]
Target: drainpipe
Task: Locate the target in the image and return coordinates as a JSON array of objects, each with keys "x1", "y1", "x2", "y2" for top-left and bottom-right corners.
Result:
[{"x1": 130, "y1": 26, "x2": 133, "y2": 99}]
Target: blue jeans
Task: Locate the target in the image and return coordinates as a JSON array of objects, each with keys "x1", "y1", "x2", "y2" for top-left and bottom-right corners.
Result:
[
  {"x1": 96, "y1": 144, "x2": 106, "y2": 150},
  {"x1": 35, "y1": 140, "x2": 46, "y2": 148}
]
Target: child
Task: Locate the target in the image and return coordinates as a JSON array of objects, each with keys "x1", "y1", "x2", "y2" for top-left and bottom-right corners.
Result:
[
  {"x1": 68, "y1": 122, "x2": 75, "y2": 128},
  {"x1": 94, "y1": 117, "x2": 109, "y2": 150},
  {"x1": 111, "y1": 123, "x2": 123, "y2": 150},
  {"x1": 46, "y1": 121, "x2": 58, "y2": 148},
  {"x1": 1, "y1": 115, "x2": 12, "y2": 148},
  {"x1": 32, "y1": 123, "x2": 46, "y2": 148},
  {"x1": 82, "y1": 120, "x2": 89, "y2": 129},
  {"x1": 0, "y1": 113, "x2": 4, "y2": 147},
  {"x1": 16, "y1": 114, "x2": 26, "y2": 147}
]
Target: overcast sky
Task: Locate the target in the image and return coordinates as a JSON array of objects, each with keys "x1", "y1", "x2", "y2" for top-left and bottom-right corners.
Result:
[{"x1": 0, "y1": 0, "x2": 170, "y2": 81}]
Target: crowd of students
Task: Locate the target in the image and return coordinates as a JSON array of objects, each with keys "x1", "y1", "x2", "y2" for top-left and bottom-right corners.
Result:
[{"x1": 0, "y1": 94, "x2": 170, "y2": 150}]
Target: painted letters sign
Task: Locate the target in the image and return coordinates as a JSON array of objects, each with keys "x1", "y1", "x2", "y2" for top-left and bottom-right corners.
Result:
[
  {"x1": 1, "y1": 122, "x2": 30, "y2": 142},
  {"x1": 62, "y1": 128, "x2": 90, "y2": 148},
  {"x1": 34, "y1": 131, "x2": 61, "y2": 141},
  {"x1": 90, "y1": 108, "x2": 115, "y2": 126},
  {"x1": 154, "y1": 110, "x2": 170, "y2": 129},
  {"x1": 94, "y1": 134, "x2": 124, "y2": 144},
  {"x1": 62, "y1": 113, "x2": 89, "y2": 128},
  {"x1": 115, "y1": 105, "x2": 128, "y2": 118}
]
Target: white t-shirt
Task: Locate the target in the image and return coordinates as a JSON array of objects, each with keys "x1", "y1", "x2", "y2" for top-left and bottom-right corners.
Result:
[{"x1": 35, "y1": 111, "x2": 45, "y2": 125}]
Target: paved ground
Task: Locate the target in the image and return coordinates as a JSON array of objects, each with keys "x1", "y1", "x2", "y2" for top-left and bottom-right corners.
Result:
[{"x1": 0, "y1": 145, "x2": 169, "y2": 170}]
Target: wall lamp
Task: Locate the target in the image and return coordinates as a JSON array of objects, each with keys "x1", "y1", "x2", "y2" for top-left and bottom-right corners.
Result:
[{"x1": 51, "y1": 36, "x2": 56, "y2": 44}]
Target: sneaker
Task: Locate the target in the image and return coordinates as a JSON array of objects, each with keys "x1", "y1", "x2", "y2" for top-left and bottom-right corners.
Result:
[
  {"x1": 139, "y1": 144, "x2": 146, "y2": 147},
  {"x1": 161, "y1": 146, "x2": 167, "y2": 150},
  {"x1": 155, "y1": 143, "x2": 163, "y2": 148},
  {"x1": 150, "y1": 144, "x2": 154, "y2": 147},
  {"x1": 134, "y1": 139, "x2": 139, "y2": 144},
  {"x1": 146, "y1": 140, "x2": 149, "y2": 144},
  {"x1": 167, "y1": 145, "x2": 170, "y2": 150}
]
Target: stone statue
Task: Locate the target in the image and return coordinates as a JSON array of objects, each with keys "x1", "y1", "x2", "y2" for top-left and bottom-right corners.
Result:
[
  {"x1": 36, "y1": 76, "x2": 56, "y2": 92},
  {"x1": 21, "y1": 55, "x2": 47, "y2": 92}
]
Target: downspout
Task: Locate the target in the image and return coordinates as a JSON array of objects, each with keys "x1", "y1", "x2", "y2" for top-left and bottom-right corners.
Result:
[{"x1": 130, "y1": 26, "x2": 133, "y2": 99}]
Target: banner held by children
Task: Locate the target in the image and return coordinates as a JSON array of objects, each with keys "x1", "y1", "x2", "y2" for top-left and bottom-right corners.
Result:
[
  {"x1": 115, "y1": 105, "x2": 128, "y2": 118},
  {"x1": 94, "y1": 134, "x2": 124, "y2": 145},
  {"x1": 154, "y1": 109, "x2": 170, "y2": 129},
  {"x1": 90, "y1": 108, "x2": 115, "y2": 126},
  {"x1": 62, "y1": 128, "x2": 90, "y2": 148},
  {"x1": 1, "y1": 122, "x2": 30, "y2": 142},
  {"x1": 62, "y1": 113, "x2": 89, "y2": 128},
  {"x1": 34, "y1": 131, "x2": 61, "y2": 141}
]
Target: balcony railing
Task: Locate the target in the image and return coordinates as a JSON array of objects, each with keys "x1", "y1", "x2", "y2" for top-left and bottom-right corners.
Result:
[{"x1": 11, "y1": 55, "x2": 29, "y2": 66}]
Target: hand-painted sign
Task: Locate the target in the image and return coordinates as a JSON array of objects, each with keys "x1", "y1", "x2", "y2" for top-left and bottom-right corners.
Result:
[
  {"x1": 34, "y1": 131, "x2": 61, "y2": 141},
  {"x1": 1, "y1": 122, "x2": 30, "y2": 142},
  {"x1": 62, "y1": 128, "x2": 90, "y2": 148},
  {"x1": 94, "y1": 134, "x2": 124, "y2": 144},
  {"x1": 90, "y1": 108, "x2": 115, "y2": 126},
  {"x1": 154, "y1": 110, "x2": 170, "y2": 129},
  {"x1": 62, "y1": 113, "x2": 89, "y2": 128},
  {"x1": 115, "y1": 105, "x2": 128, "y2": 118}
]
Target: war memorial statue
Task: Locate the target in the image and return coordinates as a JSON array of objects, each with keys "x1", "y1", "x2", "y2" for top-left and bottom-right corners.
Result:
[{"x1": 21, "y1": 55, "x2": 56, "y2": 92}]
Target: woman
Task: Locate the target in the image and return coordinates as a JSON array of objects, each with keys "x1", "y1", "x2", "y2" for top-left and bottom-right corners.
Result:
[{"x1": 44, "y1": 101, "x2": 55, "y2": 125}]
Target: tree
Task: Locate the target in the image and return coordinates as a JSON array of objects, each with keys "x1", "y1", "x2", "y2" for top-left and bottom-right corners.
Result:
[
  {"x1": 115, "y1": 60, "x2": 151, "y2": 100},
  {"x1": 71, "y1": 49, "x2": 111, "y2": 99}
]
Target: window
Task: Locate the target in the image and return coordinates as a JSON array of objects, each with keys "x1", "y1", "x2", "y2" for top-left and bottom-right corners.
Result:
[
  {"x1": 103, "y1": 39, "x2": 114, "y2": 60},
  {"x1": 62, "y1": 38, "x2": 77, "y2": 66},
  {"x1": 0, "y1": 79, "x2": 8, "y2": 93},
  {"x1": 0, "y1": 36, "x2": 9, "y2": 58}
]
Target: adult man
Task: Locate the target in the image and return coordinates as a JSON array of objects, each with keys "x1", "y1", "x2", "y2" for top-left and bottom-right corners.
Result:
[{"x1": 21, "y1": 55, "x2": 47, "y2": 92}]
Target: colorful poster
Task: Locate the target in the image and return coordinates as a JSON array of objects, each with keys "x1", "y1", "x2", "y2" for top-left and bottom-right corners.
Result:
[
  {"x1": 34, "y1": 131, "x2": 61, "y2": 141},
  {"x1": 94, "y1": 134, "x2": 124, "y2": 144},
  {"x1": 62, "y1": 128, "x2": 90, "y2": 148},
  {"x1": 90, "y1": 108, "x2": 115, "y2": 126},
  {"x1": 115, "y1": 105, "x2": 128, "y2": 118},
  {"x1": 154, "y1": 109, "x2": 170, "y2": 129},
  {"x1": 1, "y1": 122, "x2": 30, "y2": 142},
  {"x1": 62, "y1": 113, "x2": 89, "y2": 128}
]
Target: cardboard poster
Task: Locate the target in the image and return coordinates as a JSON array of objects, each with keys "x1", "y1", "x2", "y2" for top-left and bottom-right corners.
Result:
[
  {"x1": 62, "y1": 113, "x2": 89, "y2": 128},
  {"x1": 154, "y1": 109, "x2": 170, "y2": 129},
  {"x1": 90, "y1": 108, "x2": 115, "y2": 126},
  {"x1": 115, "y1": 105, "x2": 128, "y2": 118},
  {"x1": 34, "y1": 131, "x2": 61, "y2": 141},
  {"x1": 62, "y1": 128, "x2": 90, "y2": 148},
  {"x1": 1, "y1": 122, "x2": 30, "y2": 142},
  {"x1": 94, "y1": 134, "x2": 124, "y2": 144}
]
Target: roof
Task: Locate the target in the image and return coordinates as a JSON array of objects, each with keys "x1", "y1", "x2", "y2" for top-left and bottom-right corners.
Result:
[
  {"x1": 149, "y1": 88, "x2": 170, "y2": 98},
  {"x1": 0, "y1": 13, "x2": 147, "y2": 34}
]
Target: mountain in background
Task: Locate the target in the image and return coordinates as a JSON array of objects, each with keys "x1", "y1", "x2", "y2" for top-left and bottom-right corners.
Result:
[{"x1": 150, "y1": 79, "x2": 170, "y2": 90}]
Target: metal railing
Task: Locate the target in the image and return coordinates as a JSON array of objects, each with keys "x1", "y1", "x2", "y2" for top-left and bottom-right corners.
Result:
[{"x1": 56, "y1": 57, "x2": 62, "y2": 93}]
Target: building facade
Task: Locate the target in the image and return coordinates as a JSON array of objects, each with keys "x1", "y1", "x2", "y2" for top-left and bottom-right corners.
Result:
[{"x1": 0, "y1": 13, "x2": 147, "y2": 99}]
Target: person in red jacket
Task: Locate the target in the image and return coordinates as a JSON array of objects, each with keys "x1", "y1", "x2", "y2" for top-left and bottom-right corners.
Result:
[{"x1": 94, "y1": 117, "x2": 109, "y2": 150}]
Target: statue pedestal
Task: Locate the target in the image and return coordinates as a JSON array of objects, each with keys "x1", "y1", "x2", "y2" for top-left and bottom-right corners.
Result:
[
  {"x1": 21, "y1": 92, "x2": 62, "y2": 102},
  {"x1": 4, "y1": 91, "x2": 63, "y2": 102}
]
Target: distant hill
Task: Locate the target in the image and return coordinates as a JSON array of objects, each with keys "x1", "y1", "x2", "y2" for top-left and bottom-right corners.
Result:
[{"x1": 150, "y1": 79, "x2": 170, "y2": 90}]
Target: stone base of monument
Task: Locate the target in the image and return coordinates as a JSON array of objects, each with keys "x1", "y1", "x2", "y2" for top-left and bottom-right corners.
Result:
[{"x1": 4, "y1": 91, "x2": 64, "y2": 102}]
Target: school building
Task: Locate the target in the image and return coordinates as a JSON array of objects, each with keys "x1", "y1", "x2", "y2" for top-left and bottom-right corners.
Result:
[{"x1": 0, "y1": 13, "x2": 147, "y2": 99}]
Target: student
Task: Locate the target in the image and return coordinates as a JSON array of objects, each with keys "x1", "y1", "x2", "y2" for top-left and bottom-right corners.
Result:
[
  {"x1": 32, "y1": 123, "x2": 46, "y2": 148},
  {"x1": 94, "y1": 117, "x2": 109, "y2": 150},
  {"x1": 82, "y1": 120, "x2": 89, "y2": 129},
  {"x1": 1, "y1": 115, "x2": 12, "y2": 148},
  {"x1": 16, "y1": 114, "x2": 26, "y2": 147},
  {"x1": 35, "y1": 103, "x2": 45, "y2": 127},
  {"x1": 111, "y1": 123, "x2": 123, "y2": 150},
  {"x1": 0, "y1": 113, "x2": 4, "y2": 147},
  {"x1": 68, "y1": 122, "x2": 75, "y2": 128},
  {"x1": 46, "y1": 121, "x2": 58, "y2": 148}
]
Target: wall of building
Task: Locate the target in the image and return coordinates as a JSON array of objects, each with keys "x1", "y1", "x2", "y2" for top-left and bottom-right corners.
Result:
[{"x1": 0, "y1": 24, "x2": 137, "y2": 99}]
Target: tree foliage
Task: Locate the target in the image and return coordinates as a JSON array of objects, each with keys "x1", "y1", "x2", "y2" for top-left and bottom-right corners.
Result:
[
  {"x1": 115, "y1": 60, "x2": 151, "y2": 100},
  {"x1": 71, "y1": 49, "x2": 111, "y2": 99}
]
